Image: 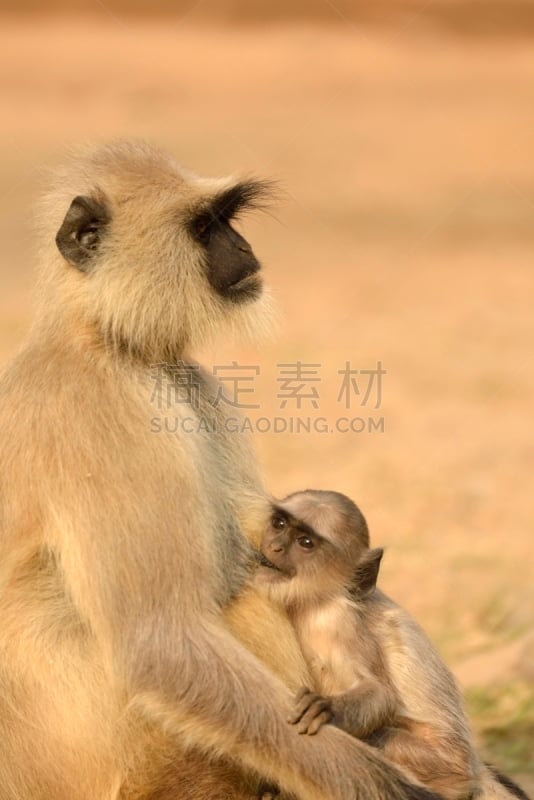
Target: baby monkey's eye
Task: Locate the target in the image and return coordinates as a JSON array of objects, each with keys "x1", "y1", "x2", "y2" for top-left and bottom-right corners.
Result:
[
  {"x1": 271, "y1": 514, "x2": 286, "y2": 530},
  {"x1": 296, "y1": 535, "x2": 314, "y2": 550}
]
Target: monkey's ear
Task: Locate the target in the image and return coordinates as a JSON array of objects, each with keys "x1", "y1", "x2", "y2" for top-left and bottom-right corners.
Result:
[
  {"x1": 55, "y1": 195, "x2": 109, "y2": 272},
  {"x1": 351, "y1": 548, "x2": 384, "y2": 598}
]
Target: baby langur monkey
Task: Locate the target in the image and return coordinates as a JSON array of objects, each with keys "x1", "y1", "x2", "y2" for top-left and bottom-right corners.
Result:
[{"x1": 254, "y1": 490, "x2": 479, "y2": 800}]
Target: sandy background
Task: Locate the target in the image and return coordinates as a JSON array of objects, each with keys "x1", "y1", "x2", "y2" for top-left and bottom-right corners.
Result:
[{"x1": 0, "y1": 2, "x2": 532, "y2": 786}]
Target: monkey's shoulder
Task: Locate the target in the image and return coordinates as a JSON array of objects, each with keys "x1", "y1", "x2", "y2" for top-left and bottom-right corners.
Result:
[{"x1": 365, "y1": 591, "x2": 445, "y2": 667}]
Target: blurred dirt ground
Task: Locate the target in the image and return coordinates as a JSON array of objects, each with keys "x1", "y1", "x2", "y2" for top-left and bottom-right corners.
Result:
[{"x1": 0, "y1": 8, "x2": 532, "y2": 785}]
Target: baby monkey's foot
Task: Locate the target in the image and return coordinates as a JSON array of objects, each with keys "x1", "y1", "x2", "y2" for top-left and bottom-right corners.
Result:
[{"x1": 287, "y1": 686, "x2": 334, "y2": 735}]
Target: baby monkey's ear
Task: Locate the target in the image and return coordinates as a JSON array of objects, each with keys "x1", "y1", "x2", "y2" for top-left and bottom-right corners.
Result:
[{"x1": 351, "y1": 548, "x2": 384, "y2": 598}]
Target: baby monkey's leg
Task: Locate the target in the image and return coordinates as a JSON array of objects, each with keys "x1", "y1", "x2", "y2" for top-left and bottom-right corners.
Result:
[{"x1": 371, "y1": 723, "x2": 477, "y2": 800}]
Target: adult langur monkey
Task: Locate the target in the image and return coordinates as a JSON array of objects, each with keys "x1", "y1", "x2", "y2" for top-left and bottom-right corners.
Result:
[{"x1": 0, "y1": 141, "x2": 442, "y2": 800}]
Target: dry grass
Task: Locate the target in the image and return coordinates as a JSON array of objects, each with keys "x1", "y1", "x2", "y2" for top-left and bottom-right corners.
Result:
[{"x1": 0, "y1": 13, "x2": 532, "y2": 786}]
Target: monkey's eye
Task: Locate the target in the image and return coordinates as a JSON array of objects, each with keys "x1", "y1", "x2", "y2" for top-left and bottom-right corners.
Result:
[
  {"x1": 271, "y1": 514, "x2": 286, "y2": 530},
  {"x1": 296, "y1": 535, "x2": 315, "y2": 550},
  {"x1": 193, "y1": 215, "x2": 212, "y2": 245}
]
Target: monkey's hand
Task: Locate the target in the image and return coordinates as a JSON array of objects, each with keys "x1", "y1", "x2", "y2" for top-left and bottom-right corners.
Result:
[{"x1": 288, "y1": 687, "x2": 334, "y2": 735}]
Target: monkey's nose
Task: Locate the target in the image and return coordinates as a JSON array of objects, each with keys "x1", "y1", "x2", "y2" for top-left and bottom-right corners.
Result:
[{"x1": 270, "y1": 544, "x2": 284, "y2": 553}]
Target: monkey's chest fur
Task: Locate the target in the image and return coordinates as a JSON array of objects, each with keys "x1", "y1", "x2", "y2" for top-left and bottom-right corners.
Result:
[
  {"x1": 293, "y1": 598, "x2": 367, "y2": 696},
  {"x1": 145, "y1": 362, "x2": 261, "y2": 604}
]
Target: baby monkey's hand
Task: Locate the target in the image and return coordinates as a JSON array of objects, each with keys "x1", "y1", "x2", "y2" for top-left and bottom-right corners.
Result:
[{"x1": 287, "y1": 686, "x2": 334, "y2": 735}]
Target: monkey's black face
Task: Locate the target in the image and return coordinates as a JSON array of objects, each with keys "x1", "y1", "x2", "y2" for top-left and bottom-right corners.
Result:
[
  {"x1": 190, "y1": 213, "x2": 262, "y2": 303},
  {"x1": 55, "y1": 178, "x2": 268, "y2": 304},
  {"x1": 256, "y1": 506, "x2": 325, "y2": 585},
  {"x1": 188, "y1": 179, "x2": 268, "y2": 303}
]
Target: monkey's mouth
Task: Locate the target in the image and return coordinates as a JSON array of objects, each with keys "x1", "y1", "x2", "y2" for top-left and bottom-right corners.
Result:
[
  {"x1": 255, "y1": 551, "x2": 283, "y2": 572},
  {"x1": 224, "y1": 271, "x2": 263, "y2": 302}
]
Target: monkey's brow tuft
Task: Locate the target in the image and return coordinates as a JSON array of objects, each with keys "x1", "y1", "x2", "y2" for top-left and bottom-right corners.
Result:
[{"x1": 211, "y1": 179, "x2": 275, "y2": 221}]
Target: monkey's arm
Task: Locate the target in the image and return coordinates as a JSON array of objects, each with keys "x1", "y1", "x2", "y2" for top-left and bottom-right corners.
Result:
[
  {"x1": 289, "y1": 676, "x2": 398, "y2": 738},
  {"x1": 122, "y1": 612, "x2": 435, "y2": 800}
]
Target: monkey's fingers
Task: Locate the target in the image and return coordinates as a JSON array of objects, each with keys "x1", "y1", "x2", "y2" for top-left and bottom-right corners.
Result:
[
  {"x1": 296, "y1": 698, "x2": 333, "y2": 735},
  {"x1": 294, "y1": 686, "x2": 312, "y2": 704},
  {"x1": 304, "y1": 709, "x2": 333, "y2": 735},
  {"x1": 287, "y1": 688, "x2": 321, "y2": 723}
]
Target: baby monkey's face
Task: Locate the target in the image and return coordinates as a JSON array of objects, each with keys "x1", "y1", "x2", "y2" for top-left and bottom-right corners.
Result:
[
  {"x1": 256, "y1": 503, "x2": 325, "y2": 586},
  {"x1": 255, "y1": 491, "x2": 380, "y2": 604}
]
